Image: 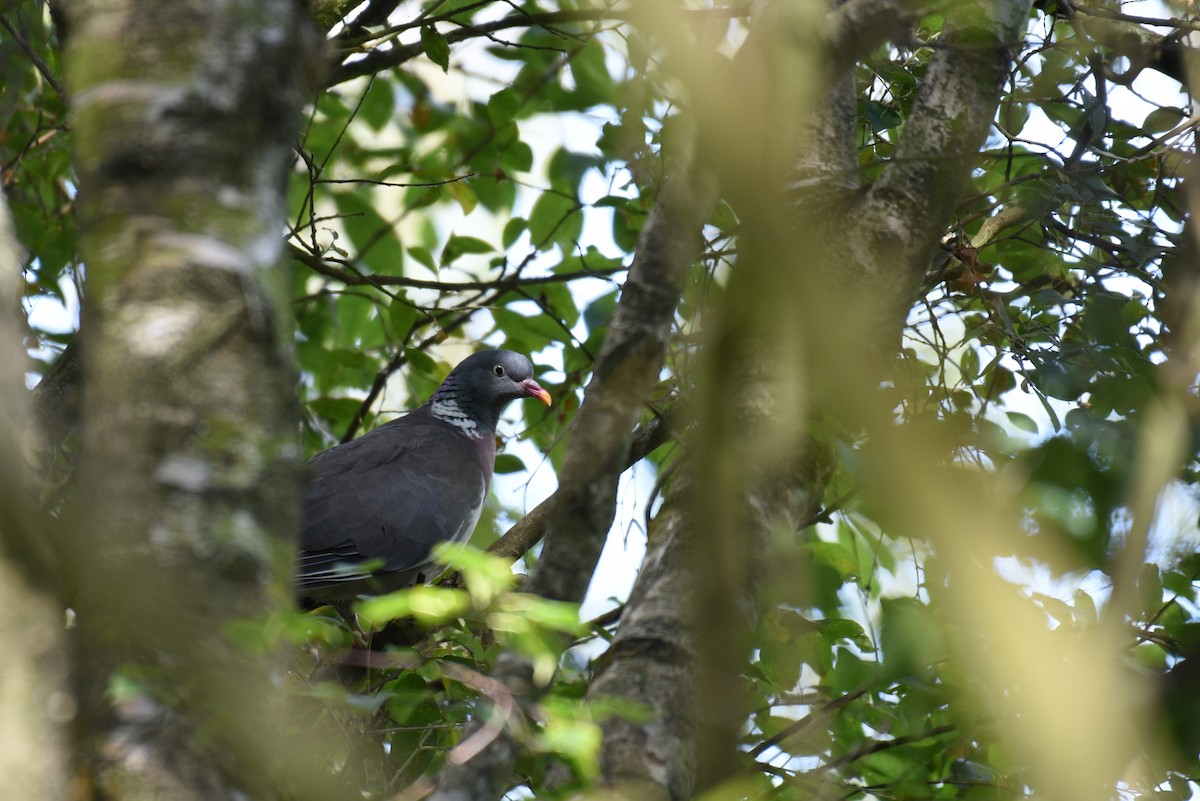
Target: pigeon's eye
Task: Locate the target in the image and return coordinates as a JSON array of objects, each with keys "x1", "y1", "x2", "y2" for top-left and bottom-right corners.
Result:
[{"x1": 492, "y1": 364, "x2": 506, "y2": 377}]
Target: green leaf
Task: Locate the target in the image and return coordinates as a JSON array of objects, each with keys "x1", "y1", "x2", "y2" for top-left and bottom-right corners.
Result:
[
  {"x1": 388, "y1": 296, "x2": 418, "y2": 340},
  {"x1": 433, "y1": 542, "x2": 518, "y2": 605},
  {"x1": 1032, "y1": 591, "x2": 1075, "y2": 626},
  {"x1": 498, "y1": 140, "x2": 534, "y2": 173},
  {"x1": 408, "y1": 246, "x2": 436, "y2": 271},
  {"x1": 808, "y1": 541, "x2": 857, "y2": 579},
  {"x1": 999, "y1": 99, "x2": 1030, "y2": 135},
  {"x1": 536, "y1": 701, "x2": 601, "y2": 780},
  {"x1": 1006, "y1": 411, "x2": 1039, "y2": 435},
  {"x1": 381, "y1": 673, "x2": 435, "y2": 725},
  {"x1": 356, "y1": 587, "x2": 471, "y2": 629},
  {"x1": 498, "y1": 594, "x2": 583, "y2": 635},
  {"x1": 441, "y1": 234, "x2": 494, "y2": 265},
  {"x1": 487, "y1": 88, "x2": 521, "y2": 125},
  {"x1": 536, "y1": 281, "x2": 580, "y2": 328},
  {"x1": 360, "y1": 77, "x2": 395, "y2": 131},
  {"x1": 960, "y1": 347, "x2": 979, "y2": 382},
  {"x1": 420, "y1": 25, "x2": 451, "y2": 72},
  {"x1": 493, "y1": 453, "x2": 526, "y2": 474},
  {"x1": 405, "y1": 347, "x2": 439, "y2": 378},
  {"x1": 1133, "y1": 641, "x2": 1168, "y2": 671},
  {"x1": 502, "y1": 217, "x2": 527, "y2": 249},
  {"x1": 332, "y1": 191, "x2": 403, "y2": 274},
  {"x1": 1139, "y1": 562, "x2": 1163, "y2": 616},
  {"x1": 1143, "y1": 106, "x2": 1186, "y2": 133},
  {"x1": 797, "y1": 630, "x2": 834, "y2": 676},
  {"x1": 865, "y1": 100, "x2": 902, "y2": 132},
  {"x1": 493, "y1": 306, "x2": 570, "y2": 345},
  {"x1": 583, "y1": 290, "x2": 618, "y2": 334},
  {"x1": 445, "y1": 180, "x2": 478, "y2": 215},
  {"x1": 278, "y1": 610, "x2": 352, "y2": 649},
  {"x1": 709, "y1": 199, "x2": 738, "y2": 232},
  {"x1": 759, "y1": 636, "x2": 803, "y2": 690},
  {"x1": 528, "y1": 191, "x2": 580, "y2": 247},
  {"x1": 547, "y1": 148, "x2": 602, "y2": 194},
  {"x1": 1073, "y1": 588, "x2": 1097, "y2": 629},
  {"x1": 880, "y1": 598, "x2": 942, "y2": 681},
  {"x1": 832, "y1": 649, "x2": 877, "y2": 693},
  {"x1": 568, "y1": 38, "x2": 615, "y2": 107},
  {"x1": 821, "y1": 618, "x2": 875, "y2": 652}
]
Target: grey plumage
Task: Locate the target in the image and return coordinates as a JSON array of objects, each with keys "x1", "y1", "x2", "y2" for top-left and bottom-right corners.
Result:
[{"x1": 297, "y1": 349, "x2": 551, "y2": 605}]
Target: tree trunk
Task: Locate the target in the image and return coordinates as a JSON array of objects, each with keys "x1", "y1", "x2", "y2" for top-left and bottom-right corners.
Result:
[
  {"x1": 0, "y1": 183, "x2": 72, "y2": 801},
  {"x1": 57, "y1": 1, "x2": 337, "y2": 797}
]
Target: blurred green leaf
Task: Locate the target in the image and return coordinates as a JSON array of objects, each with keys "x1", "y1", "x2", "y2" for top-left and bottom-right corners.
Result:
[
  {"x1": 445, "y1": 180, "x2": 478, "y2": 215},
  {"x1": 528, "y1": 191, "x2": 579, "y2": 246},
  {"x1": 388, "y1": 295, "x2": 419, "y2": 340},
  {"x1": 809, "y1": 541, "x2": 857, "y2": 579},
  {"x1": 441, "y1": 234, "x2": 494, "y2": 265},
  {"x1": 356, "y1": 587, "x2": 471, "y2": 629},
  {"x1": 420, "y1": 25, "x2": 451, "y2": 72},
  {"x1": 493, "y1": 453, "x2": 527, "y2": 474},
  {"x1": 1006, "y1": 411, "x2": 1039, "y2": 435}
]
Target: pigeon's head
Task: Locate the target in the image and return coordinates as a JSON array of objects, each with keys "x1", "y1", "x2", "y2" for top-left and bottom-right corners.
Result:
[{"x1": 428, "y1": 349, "x2": 551, "y2": 432}]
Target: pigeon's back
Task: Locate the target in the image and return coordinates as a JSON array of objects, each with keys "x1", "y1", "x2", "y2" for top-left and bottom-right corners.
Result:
[{"x1": 297, "y1": 410, "x2": 494, "y2": 602}]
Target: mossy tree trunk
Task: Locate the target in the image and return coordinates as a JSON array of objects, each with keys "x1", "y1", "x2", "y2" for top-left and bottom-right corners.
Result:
[{"x1": 56, "y1": 1, "x2": 339, "y2": 797}]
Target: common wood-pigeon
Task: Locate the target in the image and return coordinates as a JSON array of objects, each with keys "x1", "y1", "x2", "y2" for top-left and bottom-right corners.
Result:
[{"x1": 297, "y1": 349, "x2": 551, "y2": 606}]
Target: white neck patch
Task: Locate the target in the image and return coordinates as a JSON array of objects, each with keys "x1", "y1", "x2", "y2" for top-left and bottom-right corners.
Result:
[{"x1": 430, "y1": 398, "x2": 484, "y2": 439}]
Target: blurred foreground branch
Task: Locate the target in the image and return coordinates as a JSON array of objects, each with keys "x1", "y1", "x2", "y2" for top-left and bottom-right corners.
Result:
[{"x1": 0, "y1": 180, "x2": 71, "y2": 801}]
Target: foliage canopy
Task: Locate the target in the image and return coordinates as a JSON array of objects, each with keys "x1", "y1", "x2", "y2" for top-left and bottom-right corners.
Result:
[{"x1": 4, "y1": 0, "x2": 1200, "y2": 799}]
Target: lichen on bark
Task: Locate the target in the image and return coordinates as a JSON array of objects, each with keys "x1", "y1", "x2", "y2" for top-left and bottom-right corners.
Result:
[{"x1": 58, "y1": 0, "x2": 337, "y2": 797}]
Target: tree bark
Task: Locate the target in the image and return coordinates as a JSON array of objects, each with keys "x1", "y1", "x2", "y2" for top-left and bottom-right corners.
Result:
[
  {"x1": 0, "y1": 183, "x2": 72, "y2": 801},
  {"x1": 57, "y1": 1, "x2": 337, "y2": 797},
  {"x1": 583, "y1": 359, "x2": 828, "y2": 800},
  {"x1": 851, "y1": 0, "x2": 1032, "y2": 291}
]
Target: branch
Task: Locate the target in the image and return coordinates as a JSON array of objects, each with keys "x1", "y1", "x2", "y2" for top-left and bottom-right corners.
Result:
[
  {"x1": 821, "y1": 0, "x2": 920, "y2": 78},
  {"x1": 290, "y1": 244, "x2": 625, "y2": 293},
  {"x1": 487, "y1": 403, "x2": 679, "y2": 562},
  {"x1": 339, "y1": 305, "x2": 478, "y2": 442},
  {"x1": 330, "y1": 9, "x2": 607, "y2": 85},
  {"x1": 0, "y1": 13, "x2": 67, "y2": 100},
  {"x1": 748, "y1": 680, "x2": 875, "y2": 759},
  {"x1": 786, "y1": 0, "x2": 919, "y2": 200},
  {"x1": 58, "y1": 1, "x2": 346, "y2": 796},
  {"x1": 1068, "y1": 3, "x2": 1200, "y2": 33},
  {"x1": 574, "y1": 348, "x2": 832, "y2": 797},
  {"x1": 328, "y1": 7, "x2": 748, "y2": 86},
  {"x1": 854, "y1": 0, "x2": 1033, "y2": 284},
  {"x1": 814, "y1": 723, "x2": 957, "y2": 772},
  {"x1": 31, "y1": 337, "x2": 83, "y2": 461}
]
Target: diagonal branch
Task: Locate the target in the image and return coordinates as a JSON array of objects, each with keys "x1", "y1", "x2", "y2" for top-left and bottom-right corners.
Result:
[
  {"x1": 487, "y1": 403, "x2": 678, "y2": 562},
  {"x1": 328, "y1": 7, "x2": 748, "y2": 86}
]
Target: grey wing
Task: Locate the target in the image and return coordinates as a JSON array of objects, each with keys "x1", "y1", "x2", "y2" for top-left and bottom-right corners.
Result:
[{"x1": 298, "y1": 421, "x2": 488, "y2": 591}]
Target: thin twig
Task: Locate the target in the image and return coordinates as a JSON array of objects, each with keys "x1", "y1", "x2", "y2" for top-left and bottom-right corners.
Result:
[
  {"x1": 0, "y1": 14, "x2": 66, "y2": 100},
  {"x1": 290, "y1": 245, "x2": 625, "y2": 293}
]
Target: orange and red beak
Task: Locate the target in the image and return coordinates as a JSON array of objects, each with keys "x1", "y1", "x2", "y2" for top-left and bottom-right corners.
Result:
[{"x1": 520, "y1": 378, "x2": 552, "y2": 406}]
